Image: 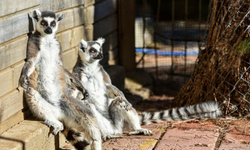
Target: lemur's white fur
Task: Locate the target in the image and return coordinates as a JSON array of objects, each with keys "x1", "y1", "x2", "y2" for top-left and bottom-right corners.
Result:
[
  {"x1": 38, "y1": 35, "x2": 62, "y2": 106},
  {"x1": 73, "y1": 38, "x2": 152, "y2": 140},
  {"x1": 20, "y1": 10, "x2": 102, "y2": 150},
  {"x1": 96, "y1": 38, "x2": 105, "y2": 45}
]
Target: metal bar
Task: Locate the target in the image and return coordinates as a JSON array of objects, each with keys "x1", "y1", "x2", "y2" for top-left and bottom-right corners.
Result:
[
  {"x1": 184, "y1": 0, "x2": 188, "y2": 76},
  {"x1": 154, "y1": 0, "x2": 161, "y2": 78},
  {"x1": 199, "y1": 0, "x2": 202, "y2": 41},
  {"x1": 142, "y1": 0, "x2": 147, "y2": 69},
  {"x1": 198, "y1": 0, "x2": 202, "y2": 52},
  {"x1": 171, "y1": 0, "x2": 175, "y2": 73}
]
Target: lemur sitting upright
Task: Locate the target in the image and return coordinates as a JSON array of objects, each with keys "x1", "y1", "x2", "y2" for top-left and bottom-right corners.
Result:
[
  {"x1": 19, "y1": 10, "x2": 102, "y2": 150},
  {"x1": 73, "y1": 38, "x2": 152, "y2": 140},
  {"x1": 73, "y1": 38, "x2": 222, "y2": 140}
]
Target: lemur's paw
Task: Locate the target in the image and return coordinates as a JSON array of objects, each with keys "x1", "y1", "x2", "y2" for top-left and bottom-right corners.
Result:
[
  {"x1": 112, "y1": 98, "x2": 125, "y2": 108},
  {"x1": 52, "y1": 124, "x2": 64, "y2": 135},
  {"x1": 84, "y1": 102, "x2": 95, "y2": 110},
  {"x1": 81, "y1": 88, "x2": 89, "y2": 100},
  {"x1": 124, "y1": 102, "x2": 132, "y2": 111},
  {"x1": 83, "y1": 91, "x2": 89, "y2": 99},
  {"x1": 128, "y1": 128, "x2": 153, "y2": 136},
  {"x1": 44, "y1": 120, "x2": 64, "y2": 135},
  {"x1": 103, "y1": 135, "x2": 123, "y2": 142},
  {"x1": 112, "y1": 97, "x2": 132, "y2": 111},
  {"x1": 20, "y1": 75, "x2": 30, "y2": 89},
  {"x1": 27, "y1": 87, "x2": 35, "y2": 95}
]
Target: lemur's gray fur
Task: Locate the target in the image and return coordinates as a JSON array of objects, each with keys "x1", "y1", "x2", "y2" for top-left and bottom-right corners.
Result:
[
  {"x1": 73, "y1": 38, "x2": 222, "y2": 140},
  {"x1": 19, "y1": 10, "x2": 102, "y2": 150},
  {"x1": 73, "y1": 38, "x2": 153, "y2": 140}
]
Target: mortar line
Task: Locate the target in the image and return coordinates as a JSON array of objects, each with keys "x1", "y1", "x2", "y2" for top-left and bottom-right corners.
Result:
[{"x1": 153, "y1": 122, "x2": 172, "y2": 150}]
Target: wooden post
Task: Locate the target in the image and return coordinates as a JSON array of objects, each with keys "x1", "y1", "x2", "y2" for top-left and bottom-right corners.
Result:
[{"x1": 118, "y1": 0, "x2": 136, "y2": 71}]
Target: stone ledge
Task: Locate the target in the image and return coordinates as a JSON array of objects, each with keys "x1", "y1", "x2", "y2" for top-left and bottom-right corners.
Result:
[{"x1": 0, "y1": 120, "x2": 60, "y2": 150}]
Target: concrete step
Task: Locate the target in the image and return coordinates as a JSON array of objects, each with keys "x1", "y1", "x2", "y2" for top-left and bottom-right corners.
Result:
[{"x1": 0, "y1": 120, "x2": 71, "y2": 150}]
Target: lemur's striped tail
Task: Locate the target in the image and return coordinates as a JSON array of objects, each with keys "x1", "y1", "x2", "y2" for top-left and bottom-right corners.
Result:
[
  {"x1": 63, "y1": 129, "x2": 89, "y2": 150},
  {"x1": 139, "y1": 101, "x2": 222, "y2": 125}
]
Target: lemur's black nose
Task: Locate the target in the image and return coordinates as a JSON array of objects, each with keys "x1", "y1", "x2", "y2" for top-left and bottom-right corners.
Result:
[
  {"x1": 94, "y1": 53, "x2": 103, "y2": 59},
  {"x1": 44, "y1": 27, "x2": 52, "y2": 34}
]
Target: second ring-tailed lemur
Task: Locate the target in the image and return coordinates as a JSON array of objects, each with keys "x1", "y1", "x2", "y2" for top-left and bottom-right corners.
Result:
[
  {"x1": 73, "y1": 38, "x2": 222, "y2": 140},
  {"x1": 19, "y1": 10, "x2": 102, "y2": 150}
]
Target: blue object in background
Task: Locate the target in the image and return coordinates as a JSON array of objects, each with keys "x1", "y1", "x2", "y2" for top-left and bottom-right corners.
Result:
[{"x1": 135, "y1": 48, "x2": 199, "y2": 56}]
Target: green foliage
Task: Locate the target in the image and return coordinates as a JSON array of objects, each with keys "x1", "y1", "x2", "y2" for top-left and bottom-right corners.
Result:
[
  {"x1": 236, "y1": 38, "x2": 250, "y2": 55},
  {"x1": 239, "y1": 113, "x2": 242, "y2": 118},
  {"x1": 160, "y1": 126, "x2": 165, "y2": 132}
]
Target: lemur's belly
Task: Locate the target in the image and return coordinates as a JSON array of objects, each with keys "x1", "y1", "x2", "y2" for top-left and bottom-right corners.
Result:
[
  {"x1": 36, "y1": 38, "x2": 62, "y2": 104},
  {"x1": 82, "y1": 75, "x2": 108, "y2": 112}
]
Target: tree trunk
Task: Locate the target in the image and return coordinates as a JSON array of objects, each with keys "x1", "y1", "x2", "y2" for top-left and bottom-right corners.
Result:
[{"x1": 173, "y1": 0, "x2": 250, "y2": 116}]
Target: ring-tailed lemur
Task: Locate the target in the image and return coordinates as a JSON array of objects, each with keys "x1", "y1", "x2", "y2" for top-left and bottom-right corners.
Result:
[
  {"x1": 72, "y1": 38, "x2": 222, "y2": 140},
  {"x1": 73, "y1": 38, "x2": 152, "y2": 140},
  {"x1": 19, "y1": 10, "x2": 102, "y2": 150}
]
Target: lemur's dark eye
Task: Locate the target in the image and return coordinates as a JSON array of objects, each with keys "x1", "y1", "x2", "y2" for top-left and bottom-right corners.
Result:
[
  {"x1": 90, "y1": 49, "x2": 97, "y2": 53},
  {"x1": 41, "y1": 21, "x2": 45, "y2": 26},
  {"x1": 51, "y1": 22, "x2": 56, "y2": 26}
]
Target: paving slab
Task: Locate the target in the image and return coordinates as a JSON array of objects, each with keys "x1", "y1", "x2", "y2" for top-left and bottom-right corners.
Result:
[
  {"x1": 103, "y1": 138, "x2": 157, "y2": 150},
  {"x1": 219, "y1": 133, "x2": 250, "y2": 150},
  {"x1": 103, "y1": 124, "x2": 163, "y2": 150},
  {"x1": 227, "y1": 120, "x2": 250, "y2": 136},
  {"x1": 173, "y1": 121, "x2": 219, "y2": 131},
  {"x1": 155, "y1": 129, "x2": 219, "y2": 150},
  {"x1": 103, "y1": 120, "x2": 221, "y2": 150}
]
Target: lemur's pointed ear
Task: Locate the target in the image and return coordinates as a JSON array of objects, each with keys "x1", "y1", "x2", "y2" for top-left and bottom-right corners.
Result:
[
  {"x1": 79, "y1": 39, "x2": 88, "y2": 52},
  {"x1": 56, "y1": 13, "x2": 63, "y2": 22},
  {"x1": 33, "y1": 9, "x2": 41, "y2": 22},
  {"x1": 96, "y1": 38, "x2": 105, "y2": 46}
]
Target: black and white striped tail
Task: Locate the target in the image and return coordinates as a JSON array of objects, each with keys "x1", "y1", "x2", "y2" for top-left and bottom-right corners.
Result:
[
  {"x1": 63, "y1": 129, "x2": 89, "y2": 150},
  {"x1": 139, "y1": 101, "x2": 222, "y2": 125}
]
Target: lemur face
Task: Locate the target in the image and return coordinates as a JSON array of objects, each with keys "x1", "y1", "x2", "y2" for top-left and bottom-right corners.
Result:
[
  {"x1": 79, "y1": 38, "x2": 105, "y2": 62},
  {"x1": 32, "y1": 9, "x2": 63, "y2": 36}
]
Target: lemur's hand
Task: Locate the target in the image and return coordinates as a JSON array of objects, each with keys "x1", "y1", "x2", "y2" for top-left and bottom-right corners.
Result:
[
  {"x1": 111, "y1": 96, "x2": 132, "y2": 111},
  {"x1": 20, "y1": 75, "x2": 30, "y2": 89},
  {"x1": 118, "y1": 95, "x2": 132, "y2": 111},
  {"x1": 82, "y1": 89, "x2": 89, "y2": 100},
  {"x1": 123, "y1": 98, "x2": 132, "y2": 111}
]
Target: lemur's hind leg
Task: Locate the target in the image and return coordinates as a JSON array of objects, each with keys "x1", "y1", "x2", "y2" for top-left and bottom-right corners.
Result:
[
  {"x1": 63, "y1": 93, "x2": 102, "y2": 150},
  {"x1": 123, "y1": 107, "x2": 152, "y2": 136},
  {"x1": 77, "y1": 114, "x2": 102, "y2": 150},
  {"x1": 26, "y1": 87, "x2": 64, "y2": 135},
  {"x1": 109, "y1": 96, "x2": 153, "y2": 136},
  {"x1": 83, "y1": 101, "x2": 123, "y2": 142}
]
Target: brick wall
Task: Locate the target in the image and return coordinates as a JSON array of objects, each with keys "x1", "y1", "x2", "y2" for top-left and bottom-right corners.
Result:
[{"x1": 0, "y1": 0, "x2": 119, "y2": 134}]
